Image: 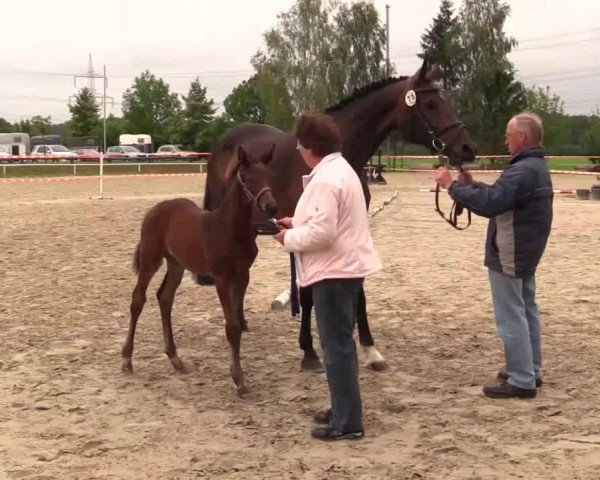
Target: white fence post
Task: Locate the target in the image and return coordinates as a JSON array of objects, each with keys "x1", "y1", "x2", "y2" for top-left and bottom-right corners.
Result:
[{"x1": 99, "y1": 153, "x2": 104, "y2": 199}]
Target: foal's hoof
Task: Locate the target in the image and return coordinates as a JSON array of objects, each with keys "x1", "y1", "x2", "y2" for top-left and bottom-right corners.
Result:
[
  {"x1": 236, "y1": 384, "x2": 249, "y2": 398},
  {"x1": 367, "y1": 360, "x2": 389, "y2": 372},
  {"x1": 301, "y1": 357, "x2": 324, "y2": 372},
  {"x1": 241, "y1": 319, "x2": 249, "y2": 332},
  {"x1": 171, "y1": 357, "x2": 188, "y2": 373},
  {"x1": 121, "y1": 360, "x2": 134, "y2": 374}
]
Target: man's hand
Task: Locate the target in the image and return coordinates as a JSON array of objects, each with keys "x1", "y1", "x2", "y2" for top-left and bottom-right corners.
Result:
[
  {"x1": 434, "y1": 167, "x2": 454, "y2": 189},
  {"x1": 274, "y1": 229, "x2": 287, "y2": 245}
]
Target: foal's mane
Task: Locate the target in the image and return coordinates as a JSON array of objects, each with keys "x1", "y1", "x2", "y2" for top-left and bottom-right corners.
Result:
[{"x1": 325, "y1": 76, "x2": 409, "y2": 114}]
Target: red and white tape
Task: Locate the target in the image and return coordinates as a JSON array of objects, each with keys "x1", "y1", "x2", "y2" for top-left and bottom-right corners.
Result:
[
  {"x1": 419, "y1": 188, "x2": 576, "y2": 194},
  {"x1": 0, "y1": 172, "x2": 204, "y2": 184}
]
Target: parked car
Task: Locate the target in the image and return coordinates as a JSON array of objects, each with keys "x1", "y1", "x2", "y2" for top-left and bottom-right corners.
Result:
[
  {"x1": 74, "y1": 148, "x2": 102, "y2": 162},
  {"x1": 31, "y1": 145, "x2": 78, "y2": 162},
  {"x1": 155, "y1": 144, "x2": 200, "y2": 159},
  {"x1": 105, "y1": 145, "x2": 146, "y2": 161}
]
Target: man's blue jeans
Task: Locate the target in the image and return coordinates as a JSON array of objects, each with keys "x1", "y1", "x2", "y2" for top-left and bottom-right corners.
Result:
[
  {"x1": 312, "y1": 278, "x2": 364, "y2": 432},
  {"x1": 488, "y1": 269, "x2": 542, "y2": 389}
]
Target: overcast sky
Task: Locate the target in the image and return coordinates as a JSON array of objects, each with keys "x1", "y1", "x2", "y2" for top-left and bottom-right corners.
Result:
[{"x1": 1, "y1": 0, "x2": 599, "y2": 123}]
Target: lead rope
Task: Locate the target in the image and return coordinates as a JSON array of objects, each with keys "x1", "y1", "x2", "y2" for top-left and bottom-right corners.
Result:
[{"x1": 434, "y1": 148, "x2": 472, "y2": 230}]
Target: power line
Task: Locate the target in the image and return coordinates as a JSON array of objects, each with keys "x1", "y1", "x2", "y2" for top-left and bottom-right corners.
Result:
[
  {"x1": 518, "y1": 28, "x2": 600, "y2": 44},
  {"x1": 513, "y1": 36, "x2": 600, "y2": 53}
]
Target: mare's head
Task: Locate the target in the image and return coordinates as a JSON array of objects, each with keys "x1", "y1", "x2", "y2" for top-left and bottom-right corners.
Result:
[
  {"x1": 225, "y1": 145, "x2": 278, "y2": 218},
  {"x1": 399, "y1": 60, "x2": 476, "y2": 166}
]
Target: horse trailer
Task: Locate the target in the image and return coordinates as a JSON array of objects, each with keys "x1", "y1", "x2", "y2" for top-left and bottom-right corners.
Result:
[
  {"x1": 119, "y1": 134, "x2": 153, "y2": 154},
  {"x1": 0, "y1": 132, "x2": 31, "y2": 155}
]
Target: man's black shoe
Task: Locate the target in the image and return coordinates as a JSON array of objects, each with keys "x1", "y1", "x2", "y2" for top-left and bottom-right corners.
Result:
[
  {"x1": 311, "y1": 426, "x2": 364, "y2": 441},
  {"x1": 483, "y1": 382, "x2": 537, "y2": 399},
  {"x1": 497, "y1": 369, "x2": 543, "y2": 388}
]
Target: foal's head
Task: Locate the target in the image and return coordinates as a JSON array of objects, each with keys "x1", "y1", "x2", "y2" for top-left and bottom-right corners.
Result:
[{"x1": 226, "y1": 145, "x2": 278, "y2": 218}]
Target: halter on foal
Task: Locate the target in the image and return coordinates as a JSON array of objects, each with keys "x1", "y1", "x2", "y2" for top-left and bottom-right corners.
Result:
[{"x1": 121, "y1": 145, "x2": 277, "y2": 397}]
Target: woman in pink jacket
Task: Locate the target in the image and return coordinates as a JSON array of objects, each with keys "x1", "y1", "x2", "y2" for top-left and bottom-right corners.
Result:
[{"x1": 274, "y1": 112, "x2": 382, "y2": 441}]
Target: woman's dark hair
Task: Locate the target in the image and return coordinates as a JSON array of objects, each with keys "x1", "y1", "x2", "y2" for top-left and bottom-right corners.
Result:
[{"x1": 294, "y1": 112, "x2": 342, "y2": 157}]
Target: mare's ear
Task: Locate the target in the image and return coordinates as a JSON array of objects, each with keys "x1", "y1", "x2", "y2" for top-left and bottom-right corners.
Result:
[
  {"x1": 260, "y1": 143, "x2": 276, "y2": 164},
  {"x1": 223, "y1": 146, "x2": 245, "y2": 181},
  {"x1": 425, "y1": 64, "x2": 444, "y2": 82},
  {"x1": 417, "y1": 58, "x2": 429, "y2": 82}
]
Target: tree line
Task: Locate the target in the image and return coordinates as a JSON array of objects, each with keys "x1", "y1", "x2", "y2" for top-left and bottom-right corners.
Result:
[{"x1": 1, "y1": 0, "x2": 598, "y2": 157}]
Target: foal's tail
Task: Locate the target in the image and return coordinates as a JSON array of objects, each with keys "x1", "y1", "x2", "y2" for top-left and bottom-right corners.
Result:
[{"x1": 132, "y1": 243, "x2": 141, "y2": 274}]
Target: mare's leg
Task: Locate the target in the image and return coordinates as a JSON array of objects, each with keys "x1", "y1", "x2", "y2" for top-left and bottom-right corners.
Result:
[
  {"x1": 122, "y1": 246, "x2": 162, "y2": 373},
  {"x1": 216, "y1": 275, "x2": 247, "y2": 397},
  {"x1": 299, "y1": 287, "x2": 323, "y2": 372},
  {"x1": 356, "y1": 286, "x2": 388, "y2": 372},
  {"x1": 157, "y1": 256, "x2": 186, "y2": 372}
]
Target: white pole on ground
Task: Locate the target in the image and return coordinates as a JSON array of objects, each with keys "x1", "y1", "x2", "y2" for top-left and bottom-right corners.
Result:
[{"x1": 271, "y1": 290, "x2": 291, "y2": 311}]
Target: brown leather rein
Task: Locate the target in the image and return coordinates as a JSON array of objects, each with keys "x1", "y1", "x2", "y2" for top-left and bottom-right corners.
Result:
[{"x1": 411, "y1": 87, "x2": 472, "y2": 230}]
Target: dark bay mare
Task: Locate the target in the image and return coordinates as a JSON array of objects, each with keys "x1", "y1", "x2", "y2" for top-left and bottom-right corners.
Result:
[
  {"x1": 203, "y1": 61, "x2": 476, "y2": 372},
  {"x1": 122, "y1": 146, "x2": 278, "y2": 397}
]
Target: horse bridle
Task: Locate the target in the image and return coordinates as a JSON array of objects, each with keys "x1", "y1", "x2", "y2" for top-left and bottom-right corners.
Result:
[
  {"x1": 237, "y1": 169, "x2": 272, "y2": 209},
  {"x1": 411, "y1": 87, "x2": 471, "y2": 230}
]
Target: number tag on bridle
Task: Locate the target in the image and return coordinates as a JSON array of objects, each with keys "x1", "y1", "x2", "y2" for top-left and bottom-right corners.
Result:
[{"x1": 405, "y1": 90, "x2": 416, "y2": 107}]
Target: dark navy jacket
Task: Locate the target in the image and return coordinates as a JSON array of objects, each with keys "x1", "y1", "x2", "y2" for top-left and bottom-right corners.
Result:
[{"x1": 449, "y1": 148, "x2": 553, "y2": 277}]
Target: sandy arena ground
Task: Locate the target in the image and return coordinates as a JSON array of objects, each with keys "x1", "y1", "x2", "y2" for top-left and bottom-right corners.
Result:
[{"x1": 1, "y1": 171, "x2": 599, "y2": 479}]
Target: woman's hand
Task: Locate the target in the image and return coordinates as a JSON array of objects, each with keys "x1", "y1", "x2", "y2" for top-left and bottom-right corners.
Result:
[
  {"x1": 273, "y1": 229, "x2": 287, "y2": 245},
  {"x1": 276, "y1": 217, "x2": 293, "y2": 229}
]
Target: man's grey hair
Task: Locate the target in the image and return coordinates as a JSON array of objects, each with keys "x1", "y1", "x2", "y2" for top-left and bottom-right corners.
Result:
[{"x1": 513, "y1": 112, "x2": 544, "y2": 145}]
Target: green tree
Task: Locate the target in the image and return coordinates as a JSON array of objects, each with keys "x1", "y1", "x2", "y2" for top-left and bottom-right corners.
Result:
[
  {"x1": 224, "y1": 76, "x2": 266, "y2": 124},
  {"x1": 252, "y1": 0, "x2": 388, "y2": 125},
  {"x1": 418, "y1": 0, "x2": 461, "y2": 90},
  {"x1": 122, "y1": 70, "x2": 181, "y2": 146},
  {"x1": 0, "y1": 117, "x2": 12, "y2": 133},
  {"x1": 13, "y1": 119, "x2": 32, "y2": 134},
  {"x1": 252, "y1": 59, "x2": 295, "y2": 130},
  {"x1": 524, "y1": 86, "x2": 570, "y2": 153},
  {"x1": 583, "y1": 117, "x2": 600, "y2": 162},
  {"x1": 92, "y1": 114, "x2": 127, "y2": 149},
  {"x1": 69, "y1": 87, "x2": 100, "y2": 137},
  {"x1": 329, "y1": 1, "x2": 388, "y2": 98},
  {"x1": 179, "y1": 78, "x2": 216, "y2": 149},
  {"x1": 30, "y1": 115, "x2": 52, "y2": 137},
  {"x1": 195, "y1": 114, "x2": 234, "y2": 153},
  {"x1": 525, "y1": 85, "x2": 563, "y2": 115},
  {"x1": 455, "y1": 0, "x2": 525, "y2": 153}
]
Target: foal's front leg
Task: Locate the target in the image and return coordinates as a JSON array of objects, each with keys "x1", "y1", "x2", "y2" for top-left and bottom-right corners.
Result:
[{"x1": 216, "y1": 275, "x2": 247, "y2": 397}]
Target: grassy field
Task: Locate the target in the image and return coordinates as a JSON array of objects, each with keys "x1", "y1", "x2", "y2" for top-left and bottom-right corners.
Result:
[
  {"x1": 0, "y1": 161, "x2": 207, "y2": 178},
  {"x1": 1, "y1": 157, "x2": 598, "y2": 179},
  {"x1": 373, "y1": 156, "x2": 599, "y2": 171}
]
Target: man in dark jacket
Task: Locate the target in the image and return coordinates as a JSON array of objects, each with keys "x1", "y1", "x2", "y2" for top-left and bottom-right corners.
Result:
[{"x1": 434, "y1": 112, "x2": 553, "y2": 399}]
